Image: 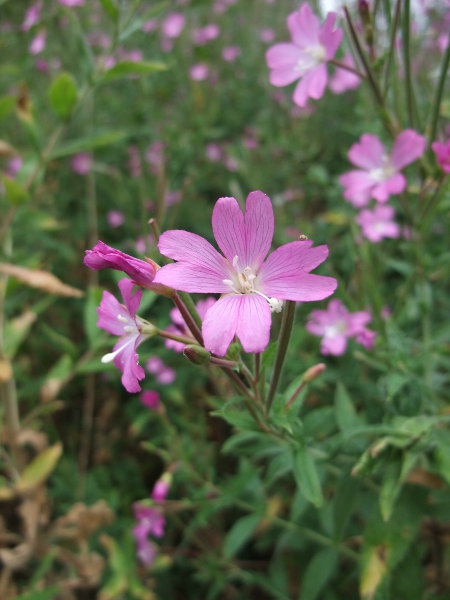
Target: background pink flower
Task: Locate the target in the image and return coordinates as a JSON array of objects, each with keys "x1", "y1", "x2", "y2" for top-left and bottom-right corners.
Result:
[
  {"x1": 356, "y1": 204, "x2": 400, "y2": 242},
  {"x1": 432, "y1": 139, "x2": 450, "y2": 173},
  {"x1": 329, "y1": 53, "x2": 360, "y2": 94}
]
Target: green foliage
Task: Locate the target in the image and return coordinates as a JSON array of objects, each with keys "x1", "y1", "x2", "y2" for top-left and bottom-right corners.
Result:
[{"x1": 48, "y1": 72, "x2": 78, "y2": 121}]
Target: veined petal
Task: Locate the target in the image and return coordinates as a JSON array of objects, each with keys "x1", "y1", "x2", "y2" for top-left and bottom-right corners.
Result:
[
  {"x1": 266, "y1": 43, "x2": 303, "y2": 68},
  {"x1": 261, "y1": 272, "x2": 337, "y2": 302},
  {"x1": 112, "y1": 334, "x2": 146, "y2": 393},
  {"x1": 235, "y1": 294, "x2": 272, "y2": 354},
  {"x1": 211, "y1": 197, "x2": 246, "y2": 267},
  {"x1": 243, "y1": 191, "x2": 274, "y2": 270},
  {"x1": 154, "y1": 263, "x2": 230, "y2": 293},
  {"x1": 202, "y1": 295, "x2": 240, "y2": 356},
  {"x1": 390, "y1": 129, "x2": 426, "y2": 170},
  {"x1": 348, "y1": 134, "x2": 385, "y2": 170},
  {"x1": 287, "y1": 5, "x2": 320, "y2": 48},
  {"x1": 97, "y1": 290, "x2": 133, "y2": 336},
  {"x1": 320, "y1": 13, "x2": 342, "y2": 59},
  {"x1": 118, "y1": 278, "x2": 141, "y2": 318}
]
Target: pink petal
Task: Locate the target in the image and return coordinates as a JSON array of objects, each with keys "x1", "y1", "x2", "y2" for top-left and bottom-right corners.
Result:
[
  {"x1": 371, "y1": 173, "x2": 405, "y2": 202},
  {"x1": 202, "y1": 295, "x2": 240, "y2": 356},
  {"x1": 266, "y1": 43, "x2": 303, "y2": 68},
  {"x1": 269, "y1": 66, "x2": 301, "y2": 87},
  {"x1": 303, "y1": 64, "x2": 327, "y2": 100},
  {"x1": 235, "y1": 294, "x2": 272, "y2": 354},
  {"x1": 390, "y1": 129, "x2": 426, "y2": 170},
  {"x1": 97, "y1": 291, "x2": 131, "y2": 335},
  {"x1": 154, "y1": 230, "x2": 230, "y2": 293},
  {"x1": 211, "y1": 197, "x2": 246, "y2": 267},
  {"x1": 287, "y1": 4, "x2": 320, "y2": 48},
  {"x1": 339, "y1": 170, "x2": 375, "y2": 207},
  {"x1": 348, "y1": 134, "x2": 385, "y2": 170},
  {"x1": 258, "y1": 242, "x2": 337, "y2": 301},
  {"x1": 321, "y1": 334, "x2": 347, "y2": 355},
  {"x1": 118, "y1": 278, "x2": 141, "y2": 318},
  {"x1": 320, "y1": 13, "x2": 342, "y2": 59},
  {"x1": 292, "y1": 73, "x2": 312, "y2": 107},
  {"x1": 112, "y1": 335, "x2": 146, "y2": 393}
]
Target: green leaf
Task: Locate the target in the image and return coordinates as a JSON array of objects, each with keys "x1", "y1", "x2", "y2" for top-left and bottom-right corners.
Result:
[
  {"x1": 0, "y1": 95, "x2": 15, "y2": 121},
  {"x1": 299, "y1": 548, "x2": 338, "y2": 600},
  {"x1": 379, "y1": 459, "x2": 402, "y2": 522},
  {"x1": 48, "y1": 72, "x2": 78, "y2": 120},
  {"x1": 99, "y1": 0, "x2": 119, "y2": 21},
  {"x1": 2, "y1": 176, "x2": 29, "y2": 205},
  {"x1": 84, "y1": 286, "x2": 104, "y2": 347},
  {"x1": 386, "y1": 372, "x2": 409, "y2": 401},
  {"x1": 14, "y1": 585, "x2": 61, "y2": 600},
  {"x1": 50, "y1": 130, "x2": 127, "y2": 159},
  {"x1": 333, "y1": 468, "x2": 358, "y2": 542},
  {"x1": 223, "y1": 513, "x2": 261, "y2": 559},
  {"x1": 102, "y1": 61, "x2": 167, "y2": 83},
  {"x1": 17, "y1": 443, "x2": 63, "y2": 493},
  {"x1": 261, "y1": 341, "x2": 277, "y2": 371},
  {"x1": 292, "y1": 446, "x2": 324, "y2": 508},
  {"x1": 335, "y1": 383, "x2": 359, "y2": 432}
]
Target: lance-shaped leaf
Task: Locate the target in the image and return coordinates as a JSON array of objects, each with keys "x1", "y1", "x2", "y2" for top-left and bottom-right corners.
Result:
[
  {"x1": 48, "y1": 73, "x2": 78, "y2": 121},
  {"x1": 292, "y1": 445, "x2": 324, "y2": 508},
  {"x1": 16, "y1": 443, "x2": 63, "y2": 494},
  {"x1": 102, "y1": 61, "x2": 167, "y2": 83}
]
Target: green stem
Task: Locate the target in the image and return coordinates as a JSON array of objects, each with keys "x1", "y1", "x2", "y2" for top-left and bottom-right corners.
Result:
[
  {"x1": 428, "y1": 28, "x2": 450, "y2": 145},
  {"x1": 265, "y1": 301, "x2": 296, "y2": 413},
  {"x1": 328, "y1": 58, "x2": 366, "y2": 80},
  {"x1": 401, "y1": 0, "x2": 419, "y2": 129},
  {"x1": 222, "y1": 368, "x2": 253, "y2": 401},
  {"x1": 383, "y1": 0, "x2": 402, "y2": 95}
]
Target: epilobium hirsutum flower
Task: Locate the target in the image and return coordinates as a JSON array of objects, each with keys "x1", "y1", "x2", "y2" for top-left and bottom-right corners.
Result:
[
  {"x1": 339, "y1": 130, "x2": 426, "y2": 207},
  {"x1": 132, "y1": 504, "x2": 165, "y2": 567},
  {"x1": 356, "y1": 204, "x2": 400, "y2": 243},
  {"x1": 84, "y1": 241, "x2": 171, "y2": 295},
  {"x1": 153, "y1": 191, "x2": 337, "y2": 356},
  {"x1": 431, "y1": 139, "x2": 450, "y2": 173},
  {"x1": 265, "y1": 3, "x2": 343, "y2": 107},
  {"x1": 98, "y1": 279, "x2": 154, "y2": 393},
  {"x1": 306, "y1": 299, "x2": 375, "y2": 355}
]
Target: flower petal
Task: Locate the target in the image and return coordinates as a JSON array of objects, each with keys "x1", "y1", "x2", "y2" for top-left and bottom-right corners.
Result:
[
  {"x1": 266, "y1": 43, "x2": 303, "y2": 69},
  {"x1": 348, "y1": 134, "x2": 385, "y2": 170},
  {"x1": 390, "y1": 129, "x2": 426, "y2": 170},
  {"x1": 97, "y1": 290, "x2": 133, "y2": 335},
  {"x1": 243, "y1": 191, "x2": 274, "y2": 270},
  {"x1": 287, "y1": 5, "x2": 320, "y2": 48},
  {"x1": 118, "y1": 278, "x2": 141, "y2": 318},
  {"x1": 320, "y1": 13, "x2": 342, "y2": 59},
  {"x1": 235, "y1": 294, "x2": 272, "y2": 354},
  {"x1": 112, "y1": 334, "x2": 146, "y2": 393},
  {"x1": 202, "y1": 295, "x2": 240, "y2": 356},
  {"x1": 211, "y1": 197, "x2": 246, "y2": 266},
  {"x1": 372, "y1": 173, "x2": 405, "y2": 202},
  {"x1": 303, "y1": 63, "x2": 327, "y2": 100},
  {"x1": 269, "y1": 65, "x2": 301, "y2": 87}
]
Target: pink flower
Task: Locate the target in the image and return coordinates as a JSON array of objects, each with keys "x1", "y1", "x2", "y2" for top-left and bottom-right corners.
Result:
[
  {"x1": 339, "y1": 130, "x2": 426, "y2": 207},
  {"x1": 142, "y1": 19, "x2": 158, "y2": 33},
  {"x1": 260, "y1": 28, "x2": 275, "y2": 43},
  {"x1": 329, "y1": 53, "x2": 360, "y2": 94},
  {"x1": 205, "y1": 142, "x2": 223, "y2": 161},
  {"x1": 222, "y1": 45, "x2": 241, "y2": 61},
  {"x1": 140, "y1": 390, "x2": 160, "y2": 410},
  {"x1": 145, "y1": 141, "x2": 165, "y2": 175},
  {"x1": 306, "y1": 299, "x2": 375, "y2": 355},
  {"x1": 70, "y1": 152, "x2": 92, "y2": 174},
  {"x1": 153, "y1": 191, "x2": 337, "y2": 356},
  {"x1": 431, "y1": 139, "x2": 450, "y2": 173},
  {"x1": 192, "y1": 24, "x2": 220, "y2": 45},
  {"x1": 161, "y1": 13, "x2": 185, "y2": 38},
  {"x1": 189, "y1": 63, "x2": 209, "y2": 81},
  {"x1": 165, "y1": 297, "x2": 216, "y2": 352},
  {"x1": 165, "y1": 190, "x2": 182, "y2": 207},
  {"x1": 356, "y1": 204, "x2": 401, "y2": 242},
  {"x1": 128, "y1": 145, "x2": 142, "y2": 178},
  {"x1": 84, "y1": 241, "x2": 169, "y2": 294},
  {"x1": 151, "y1": 473, "x2": 171, "y2": 502},
  {"x1": 57, "y1": 0, "x2": 85, "y2": 6},
  {"x1": 107, "y1": 210, "x2": 125, "y2": 228},
  {"x1": 6, "y1": 157, "x2": 23, "y2": 179},
  {"x1": 29, "y1": 30, "x2": 47, "y2": 55},
  {"x1": 265, "y1": 3, "x2": 343, "y2": 107},
  {"x1": 132, "y1": 504, "x2": 165, "y2": 566},
  {"x1": 98, "y1": 279, "x2": 151, "y2": 393},
  {"x1": 146, "y1": 356, "x2": 176, "y2": 385},
  {"x1": 21, "y1": 1, "x2": 42, "y2": 31}
]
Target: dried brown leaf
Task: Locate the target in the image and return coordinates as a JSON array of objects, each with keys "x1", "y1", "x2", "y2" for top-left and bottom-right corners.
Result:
[
  {"x1": 0, "y1": 359, "x2": 13, "y2": 383},
  {"x1": 0, "y1": 263, "x2": 84, "y2": 297}
]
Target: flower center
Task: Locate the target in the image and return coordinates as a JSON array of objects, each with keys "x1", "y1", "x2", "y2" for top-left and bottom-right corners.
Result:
[
  {"x1": 294, "y1": 45, "x2": 326, "y2": 75},
  {"x1": 324, "y1": 321, "x2": 347, "y2": 338},
  {"x1": 369, "y1": 153, "x2": 394, "y2": 183},
  {"x1": 222, "y1": 255, "x2": 283, "y2": 313}
]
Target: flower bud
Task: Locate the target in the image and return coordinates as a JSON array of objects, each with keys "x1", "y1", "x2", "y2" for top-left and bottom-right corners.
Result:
[
  {"x1": 151, "y1": 472, "x2": 172, "y2": 502},
  {"x1": 303, "y1": 363, "x2": 326, "y2": 383},
  {"x1": 183, "y1": 344, "x2": 211, "y2": 365}
]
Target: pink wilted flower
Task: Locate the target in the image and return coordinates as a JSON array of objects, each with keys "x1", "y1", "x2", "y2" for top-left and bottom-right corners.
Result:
[
  {"x1": 29, "y1": 30, "x2": 47, "y2": 54},
  {"x1": 71, "y1": 152, "x2": 92, "y2": 175},
  {"x1": 132, "y1": 504, "x2": 165, "y2": 567},
  {"x1": 140, "y1": 390, "x2": 160, "y2": 410},
  {"x1": 356, "y1": 204, "x2": 400, "y2": 242},
  {"x1": 329, "y1": 53, "x2": 360, "y2": 94},
  {"x1": 98, "y1": 279, "x2": 152, "y2": 393},
  {"x1": 306, "y1": 299, "x2": 376, "y2": 355},
  {"x1": 339, "y1": 130, "x2": 426, "y2": 207},
  {"x1": 265, "y1": 3, "x2": 343, "y2": 107},
  {"x1": 153, "y1": 191, "x2": 337, "y2": 356},
  {"x1": 431, "y1": 139, "x2": 450, "y2": 173},
  {"x1": 21, "y1": 1, "x2": 42, "y2": 31},
  {"x1": 84, "y1": 241, "x2": 170, "y2": 294},
  {"x1": 165, "y1": 297, "x2": 216, "y2": 352},
  {"x1": 146, "y1": 356, "x2": 176, "y2": 385}
]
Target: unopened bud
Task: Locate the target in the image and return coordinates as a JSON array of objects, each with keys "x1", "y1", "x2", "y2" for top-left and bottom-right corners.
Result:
[
  {"x1": 183, "y1": 344, "x2": 211, "y2": 365},
  {"x1": 303, "y1": 363, "x2": 326, "y2": 383},
  {"x1": 151, "y1": 472, "x2": 172, "y2": 502},
  {"x1": 358, "y1": 0, "x2": 371, "y2": 24}
]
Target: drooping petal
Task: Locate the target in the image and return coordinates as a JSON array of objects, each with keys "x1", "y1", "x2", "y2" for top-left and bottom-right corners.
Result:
[
  {"x1": 242, "y1": 191, "x2": 274, "y2": 270},
  {"x1": 390, "y1": 129, "x2": 426, "y2": 170},
  {"x1": 235, "y1": 294, "x2": 272, "y2": 354},
  {"x1": 118, "y1": 278, "x2": 142, "y2": 318},
  {"x1": 348, "y1": 134, "x2": 385, "y2": 170},
  {"x1": 202, "y1": 295, "x2": 240, "y2": 356},
  {"x1": 266, "y1": 43, "x2": 303, "y2": 68},
  {"x1": 258, "y1": 242, "x2": 337, "y2": 301},
  {"x1": 287, "y1": 5, "x2": 320, "y2": 48},
  {"x1": 154, "y1": 230, "x2": 231, "y2": 293},
  {"x1": 269, "y1": 65, "x2": 301, "y2": 87},
  {"x1": 97, "y1": 290, "x2": 133, "y2": 335},
  {"x1": 211, "y1": 197, "x2": 246, "y2": 267},
  {"x1": 112, "y1": 334, "x2": 146, "y2": 393}
]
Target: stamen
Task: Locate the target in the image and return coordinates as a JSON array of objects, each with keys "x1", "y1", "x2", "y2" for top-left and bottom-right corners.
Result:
[
  {"x1": 123, "y1": 325, "x2": 135, "y2": 333},
  {"x1": 232, "y1": 255, "x2": 239, "y2": 268},
  {"x1": 268, "y1": 298, "x2": 283, "y2": 313},
  {"x1": 117, "y1": 314, "x2": 128, "y2": 323}
]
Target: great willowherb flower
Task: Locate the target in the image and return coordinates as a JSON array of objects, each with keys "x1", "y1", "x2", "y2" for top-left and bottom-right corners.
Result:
[
  {"x1": 21, "y1": 1, "x2": 42, "y2": 31},
  {"x1": 84, "y1": 241, "x2": 171, "y2": 295},
  {"x1": 153, "y1": 191, "x2": 337, "y2": 356},
  {"x1": 98, "y1": 278, "x2": 154, "y2": 393},
  {"x1": 132, "y1": 504, "x2": 165, "y2": 567},
  {"x1": 339, "y1": 130, "x2": 426, "y2": 207},
  {"x1": 356, "y1": 204, "x2": 400, "y2": 243},
  {"x1": 431, "y1": 139, "x2": 450, "y2": 173},
  {"x1": 265, "y1": 3, "x2": 343, "y2": 107},
  {"x1": 146, "y1": 356, "x2": 176, "y2": 385},
  {"x1": 306, "y1": 299, "x2": 375, "y2": 355}
]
